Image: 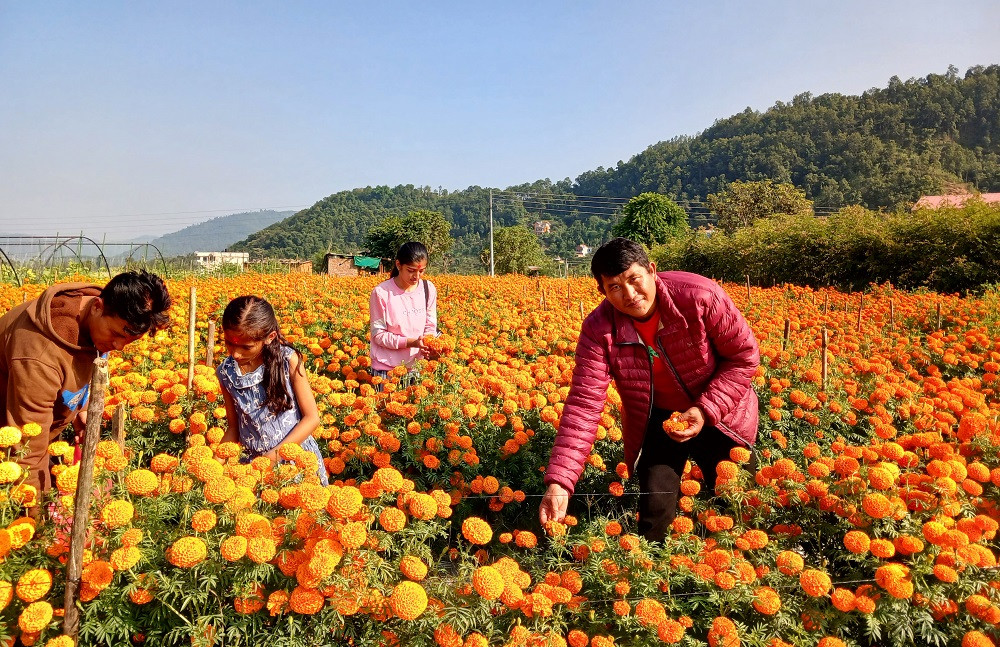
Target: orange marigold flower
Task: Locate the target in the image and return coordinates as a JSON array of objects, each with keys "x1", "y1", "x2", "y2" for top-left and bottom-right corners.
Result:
[
  {"x1": 18, "y1": 600, "x2": 54, "y2": 633},
  {"x1": 247, "y1": 537, "x2": 277, "y2": 564},
  {"x1": 109, "y1": 546, "x2": 142, "y2": 571},
  {"x1": 124, "y1": 469, "x2": 159, "y2": 497},
  {"x1": 830, "y1": 587, "x2": 855, "y2": 612},
  {"x1": 167, "y1": 536, "x2": 207, "y2": 568},
  {"x1": 462, "y1": 517, "x2": 493, "y2": 545},
  {"x1": 843, "y1": 530, "x2": 870, "y2": 554},
  {"x1": 390, "y1": 581, "x2": 428, "y2": 620},
  {"x1": 657, "y1": 619, "x2": 685, "y2": 644},
  {"x1": 752, "y1": 587, "x2": 781, "y2": 615},
  {"x1": 776, "y1": 550, "x2": 804, "y2": 575},
  {"x1": 379, "y1": 507, "x2": 407, "y2": 533},
  {"x1": 707, "y1": 616, "x2": 739, "y2": 647},
  {"x1": 16, "y1": 569, "x2": 53, "y2": 603},
  {"x1": 100, "y1": 500, "x2": 134, "y2": 529},
  {"x1": 962, "y1": 631, "x2": 996, "y2": 647},
  {"x1": 869, "y1": 538, "x2": 895, "y2": 559},
  {"x1": 289, "y1": 586, "x2": 324, "y2": 614},
  {"x1": 817, "y1": 639, "x2": 846, "y2": 647},
  {"x1": 862, "y1": 492, "x2": 890, "y2": 519},
  {"x1": 472, "y1": 566, "x2": 505, "y2": 600},
  {"x1": 800, "y1": 569, "x2": 832, "y2": 597},
  {"x1": 190, "y1": 509, "x2": 217, "y2": 533},
  {"x1": 400, "y1": 555, "x2": 428, "y2": 581}
]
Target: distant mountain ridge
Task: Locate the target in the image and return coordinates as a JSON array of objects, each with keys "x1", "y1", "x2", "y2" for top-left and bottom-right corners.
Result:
[
  {"x1": 146, "y1": 210, "x2": 294, "y2": 256},
  {"x1": 233, "y1": 65, "x2": 1000, "y2": 267}
]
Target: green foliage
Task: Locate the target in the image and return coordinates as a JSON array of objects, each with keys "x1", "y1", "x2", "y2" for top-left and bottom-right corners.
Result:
[
  {"x1": 364, "y1": 209, "x2": 454, "y2": 262},
  {"x1": 575, "y1": 65, "x2": 1000, "y2": 209},
  {"x1": 481, "y1": 226, "x2": 548, "y2": 275},
  {"x1": 707, "y1": 180, "x2": 813, "y2": 233},
  {"x1": 611, "y1": 192, "x2": 688, "y2": 247},
  {"x1": 651, "y1": 202, "x2": 1000, "y2": 292}
]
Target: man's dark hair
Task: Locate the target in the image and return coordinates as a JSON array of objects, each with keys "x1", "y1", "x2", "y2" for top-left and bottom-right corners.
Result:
[
  {"x1": 100, "y1": 270, "x2": 172, "y2": 336},
  {"x1": 590, "y1": 237, "x2": 651, "y2": 284}
]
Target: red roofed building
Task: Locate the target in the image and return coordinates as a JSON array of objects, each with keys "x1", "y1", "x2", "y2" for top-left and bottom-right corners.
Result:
[{"x1": 913, "y1": 193, "x2": 1000, "y2": 209}]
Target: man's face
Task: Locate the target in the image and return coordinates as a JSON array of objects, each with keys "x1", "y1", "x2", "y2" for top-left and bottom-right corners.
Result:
[
  {"x1": 599, "y1": 262, "x2": 658, "y2": 320},
  {"x1": 89, "y1": 300, "x2": 145, "y2": 353}
]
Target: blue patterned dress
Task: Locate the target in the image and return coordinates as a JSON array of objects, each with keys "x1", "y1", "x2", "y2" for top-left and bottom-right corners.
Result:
[{"x1": 216, "y1": 345, "x2": 328, "y2": 485}]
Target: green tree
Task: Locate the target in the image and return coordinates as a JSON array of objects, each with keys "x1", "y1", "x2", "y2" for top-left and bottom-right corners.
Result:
[
  {"x1": 611, "y1": 192, "x2": 688, "y2": 247},
  {"x1": 708, "y1": 180, "x2": 814, "y2": 234},
  {"x1": 482, "y1": 226, "x2": 547, "y2": 274},
  {"x1": 364, "y1": 209, "x2": 453, "y2": 260}
]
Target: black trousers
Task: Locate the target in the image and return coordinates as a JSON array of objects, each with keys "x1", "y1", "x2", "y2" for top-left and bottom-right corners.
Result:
[{"x1": 636, "y1": 407, "x2": 756, "y2": 542}]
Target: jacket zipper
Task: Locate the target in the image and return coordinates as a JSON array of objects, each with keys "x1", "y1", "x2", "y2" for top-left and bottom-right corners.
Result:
[
  {"x1": 656, "y1": 336, "x2": 696, "y2": 402},
  {"x1": 620, "y1": 339, "x2": 655, "y2": 476}
]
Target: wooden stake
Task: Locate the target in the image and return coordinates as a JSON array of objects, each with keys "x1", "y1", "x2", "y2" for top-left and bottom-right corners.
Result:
[
  {"x1": 112, "y1": 403, "x2": 126, "y2": 449},
  {"x1": 540, "y1": 290, "x2": 547, "y2": 311},
  {"x1": 856, "y1": 293, "x2": 864, "y2": 332},
  {"x1": 186, "y1": 286, "x2": 197, "y2": 391},
  {"x1": 63, "y1": 358, "x2": 109, "y2": 639},
  {"x1": 821, "y1": 328, "x2": 829, "y2": 392},
  {"x1": 782, "y1": 318, "x2": 791, "y2": 351},
  {"x1": 890, "y1": 300, "x2": 895, "y2": 329},
  {"x1": 936, "y1": 302, "x2": 942, "y2": 329},
  {"x1": 205, "y1": 320, "x2": 216, "y2": 369},
  {"x1": 566, "y1": 280, "x2": 571, "y2": 310},
  {"x1": 579, "y1": 300, "x2": 585, "y2": 320},
  {"x1": 745, "y1": 275, "x2": 751, "y2": 304}
]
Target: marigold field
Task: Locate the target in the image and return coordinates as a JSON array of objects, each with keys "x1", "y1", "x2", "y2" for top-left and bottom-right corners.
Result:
[{"x1": 3, "y1": 274, "x2": 1000, "y2": 647}]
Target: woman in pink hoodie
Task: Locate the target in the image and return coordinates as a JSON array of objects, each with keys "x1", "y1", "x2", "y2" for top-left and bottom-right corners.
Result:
[{"x1": 368, "y1": 242, "x2": 438, "y2": 385}]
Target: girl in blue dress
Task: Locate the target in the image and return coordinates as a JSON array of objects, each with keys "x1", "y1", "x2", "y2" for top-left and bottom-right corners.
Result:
[{"x1": 216, "y1": 295, "x2": 328, "y2": 485}]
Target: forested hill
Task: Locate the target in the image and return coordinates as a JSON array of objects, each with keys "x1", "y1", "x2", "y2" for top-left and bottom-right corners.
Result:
[
  {"x1": 576, "y1": 65, "x2": 1000, "y2": 207},
  {"x1": 150, "y1": 209, "x2": 294, "y2": 256},
  {"x1": 233, "y1": 65, "x2": 1000, "y2": 267}
]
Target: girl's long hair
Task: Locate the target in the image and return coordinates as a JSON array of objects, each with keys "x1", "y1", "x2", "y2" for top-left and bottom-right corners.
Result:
[
  {"x1": 221, "y1": 295, "x2": 303, "y2": 415},
  {"x1": 389, "y1": 241, "x2": 429, "y2": 278}
]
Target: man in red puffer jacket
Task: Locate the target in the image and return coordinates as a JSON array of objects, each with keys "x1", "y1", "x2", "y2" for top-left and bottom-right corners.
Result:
[{"x1": 539, "y1": 237, "x2": 760, "y2": 541}]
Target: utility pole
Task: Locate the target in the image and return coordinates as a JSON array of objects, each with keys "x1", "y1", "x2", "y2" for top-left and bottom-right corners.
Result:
[{"x1": 489, "y1": 189, "x2": 495, "y2": 277}]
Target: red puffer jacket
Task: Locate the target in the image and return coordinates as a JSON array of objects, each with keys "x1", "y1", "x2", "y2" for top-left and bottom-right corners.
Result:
[{"x1": 544, "y1": 271, "x2": 760, "y2": 493}]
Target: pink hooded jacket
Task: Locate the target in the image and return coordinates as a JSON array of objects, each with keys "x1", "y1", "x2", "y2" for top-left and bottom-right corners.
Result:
[{"x1": 544, "y1": 271, "x2": 760, "y2": 493}]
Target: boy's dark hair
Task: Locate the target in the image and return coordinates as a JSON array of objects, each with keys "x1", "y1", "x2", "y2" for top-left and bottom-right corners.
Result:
[
  {"x1": 100, "y1": 270, "x2": 172, "y2": 336},
  {"x1": 222, "y1": 295, "x2": 303, "y2": 415},
  {"x1": 389, "y1": 241, "x2": 429, "y2": 278},
  {"x1": 590, "y1": 238, "x2": 651, "y2": 285}
]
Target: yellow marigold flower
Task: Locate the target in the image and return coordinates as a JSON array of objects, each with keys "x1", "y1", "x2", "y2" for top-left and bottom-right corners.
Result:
[
  {"x1": 11, "y1": 483, "x2": 39, "y2": 507},
  {"x1": 407, "y1": 492, "x2": 439, "y2": 521},
  {"x1": 16, "y1": 569, "x2": 53, "y2": 603},
  {"x1": 234, "y1": 583, "x2": 265, "y2": 615},
  {"x1": 21, "y1": 422, "x2": 42, "y2": 437},
  {"x1": 389, "y1": 581, "x2": 428, "y2": 620},
  {"x1": 18, "y1": 600, "x2": 54, "y2": 633},
  {"x1": 472, "y1": 566, "x2": 504, "y2": 600},
  {"x1": 339, "y1": 521, "x2": 367, "y2": 551},
  {"x1": 267, "y1": 590, "x2": 289, "y2": 616},
  {"x1": 326, "y1": 486, "x2": 363, "y2": 519},
  {"x1": 800, "y1": 569, "x2": 832, "y2": 597},
  {"x1": 752, "y1": 586, "x2": 781, "y2": 615},
  {"x1": 121, "y1": 528, "x2": 144, "y2": 548},
  {"x1": 191, "y1": 509, "x2": 218, "y2": 533},
  {"x1": 124, "y1": 469, "x2": 159, "y2": 497},
  {"x1": 129, "y1": 588, "x2": 154, "y2": 605},
  {"x1": 150, "y1": 453, "x2": 179, "y2": 473},
  {"x1": 167, "y1": 536, "x2": 207, "y2": 568},
  {"x1": 0, "y1": 580, "x2": 12, "y2": 611},
  {"x1": 0, "y1": 425, "x2": 22, "y2": 447},
  {"x1": 43, "y1": 636, "x2": 76, "y2": 647},
  {"x1": 0, "y1": 461, "x2": 23, "y2": 484},
  {"x1": 47, "y1": 440, "x2": 70, "y2": 457},
  {"x1": 100, "y1": 500, "x2": 134, "y2": 529},
  {"x1": 462, "y1": 517, "x2": 493, "y2": 545},
  {"x1": 109, "y1": 546, "x2": 142, "y2": 571},
  {"x1": 55, "y1": 464, "x2": 79, "y2": 494}
]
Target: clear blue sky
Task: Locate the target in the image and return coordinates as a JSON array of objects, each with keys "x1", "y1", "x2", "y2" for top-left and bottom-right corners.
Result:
[{"x1": 1, "y1": 1, "x2": 998, "y2": 239}]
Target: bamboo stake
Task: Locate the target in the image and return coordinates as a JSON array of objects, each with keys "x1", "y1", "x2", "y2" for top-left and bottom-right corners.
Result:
[
  {"x1": 186, "y1": 286, "x2": 196, "y2": 391},
  {"x1": 540, "y1": 290, "x2": 547, "y2": 311},
  {"x1": 856, "y1": 293, "x2": 864, "y2": 332},
  {"x1": 936, "y1": 302, "x2": 942, "y2": 329},
  {"x1": 63, "y1": 357, "x2": 109, "y2": 639},
  {"x1": 205, "y1": 320, "x2": 216, "y2": 368},
  {"x1": 579, "y1": 300, "x2": 585, "y2": 320},
  {"x1": 566, "y1": 280, "x2": 571, "y2": 310},
  {"x1": 112, "y1": 403, "x2": 126, "y2": 449},
  {"x1": 782, "y1": 318, "x2": 791, "y2": 351},
  {"x1": 745, "y1": 275, "x2": 751, "y2": 304},
  {"x1": 821, "y1": 328, "x2": 829, "y2": 392},
  {"x1": 890, "y1": 300, "x2": 895, "y2": 329}
]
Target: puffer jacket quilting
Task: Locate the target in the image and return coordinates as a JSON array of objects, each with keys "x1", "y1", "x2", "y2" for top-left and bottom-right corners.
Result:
[{"x1": 544, "y1": 271, "x2": 760, "y2": 493}]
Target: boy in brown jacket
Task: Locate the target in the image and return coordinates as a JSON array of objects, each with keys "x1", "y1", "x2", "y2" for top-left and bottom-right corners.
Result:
[{"x1": 0, "y1": 270, "x2": 171, "y2": 495}]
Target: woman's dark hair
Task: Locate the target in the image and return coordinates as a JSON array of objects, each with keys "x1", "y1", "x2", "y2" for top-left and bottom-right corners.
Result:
[
  {"x1": 221, "y1": 295, "x2": 303, "y2": 415},
  {"x1": 389, "y1": 241, "x2": 429, "y2": 278},
  {"x1": 101, "y1": 270, "x2": 172, "y2": 336},
  {"x1": 590, "y1": 238, "x2": 651, "y2": 286}
]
